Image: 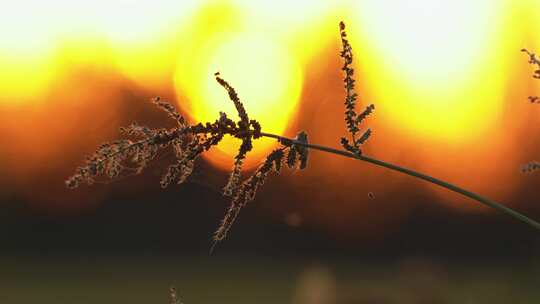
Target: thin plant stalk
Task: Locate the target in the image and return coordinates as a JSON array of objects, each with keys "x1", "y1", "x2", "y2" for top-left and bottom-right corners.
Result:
[
  {"x1": 68, "y1": 23, "x2": 540, "y2": 243},
  {"x1": 261, "y1": 132, "x2": 540, "y2": 230}
]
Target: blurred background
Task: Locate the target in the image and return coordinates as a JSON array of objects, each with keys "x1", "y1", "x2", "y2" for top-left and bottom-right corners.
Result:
[{"x1": 1, "y1": 0, "x2": 540, "y2": 303}]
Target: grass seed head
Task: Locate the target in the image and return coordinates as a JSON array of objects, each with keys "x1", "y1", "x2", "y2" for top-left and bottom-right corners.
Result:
[
  {"x1": 521, "y1": 49, "x2": 540, "y2": 173},
  {"x1": 522, "y1": 161, "x2": 540, "y2": 174},
  {"x1": 67, "y1": 22, "x2": 379, "y2": 245},
  {"x1": 339, "y1": 21, "x2": 375, "y2": 155}
]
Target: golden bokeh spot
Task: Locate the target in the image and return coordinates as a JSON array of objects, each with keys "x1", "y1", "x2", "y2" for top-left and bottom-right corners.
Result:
[
  {"x1": 0, "y1": 54, "x2": 56, "y2": 104},
  {"x1": 351, "y1": 0, "x2": 506, "y2": 143},
  {"x1": 175, "y1": 32, "x2": 303, "y2": 169},
  {"x1": 0, "y1": 0, "x2": 205, "y2": 104}
]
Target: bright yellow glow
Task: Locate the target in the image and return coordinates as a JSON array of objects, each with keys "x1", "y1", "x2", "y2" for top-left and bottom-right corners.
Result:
[
  {"x1": 0, "y1": 1, "x2": 200, "y2": 53},
  {"x1": 174, "y1": 31, "x2": 303, "y2": 168},
  {"x1": 0, "y1": 0, "x2": 202, "y2": 104},
  {"x1": 0, "y1": 2, "x2": 58, "y2": 103},
  {"x1": 171, "y1": 1, "x2": 342, "y2": 170},
  {"x1": 4, "y1": 0, "x2": 540, "y2": 219},
  {"x1": 351, "y1": 0, "x2": 506, "y2": 142},
  {"x1": 0, "y1": 54, "x2": 56, "y2": 103},
  {"x1": 1, "y1": 0, "x2": 315, "y2": 169},
  {"x1": 101, "y1": 0, "x2": 200, "y2": 89},
  {"x1": 233, "y1": 0, "x2": 337, "y2": 29},
  {"x1": 234, "y1": 0, "x2": 343, "y2": 68}
]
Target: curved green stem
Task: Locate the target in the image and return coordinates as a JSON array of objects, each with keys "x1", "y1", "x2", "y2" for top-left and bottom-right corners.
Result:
[{"x1": 260, "y1": 132, "x2": 540, "y2": 231}]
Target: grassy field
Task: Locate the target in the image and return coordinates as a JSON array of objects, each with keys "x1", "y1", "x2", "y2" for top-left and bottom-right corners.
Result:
[{"x1": 1, "y1": 256, "x2": 538, "y2": 304}]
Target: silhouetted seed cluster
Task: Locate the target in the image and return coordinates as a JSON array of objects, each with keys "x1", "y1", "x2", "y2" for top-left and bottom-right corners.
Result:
[
  {"x1": 339, "y1": 21, "x2": 374, "y2": 155},
  {"x1": 214, "y1": 148, "x2": 286, "y2": 241},
  {"x1": 65, "y1": 96, "x2": 195, "y2": 189},
  {"x1": 153, "y1": 96, "x2": 186, "y2": 125},
  {"x1": 522, "y1": 161, "x2": 540, "y2": 174},
  {"x1": 66, "y1": 97, "x2": 198, "y2": 189},
  {"x1": 67, "y1": 72, "x2": 307, "y2": 243},
  {"x1": 66, "y1": 134, "x2": 166, "y2": 189},
  {"x1": 521, "y1": 49, "x2": 540, "y2": 174},
  {"x1": 211, "y1": 76, "x2": 309, "y2": 241},
  {"x1": 213, "y1": 130, "x2": 309, "y2": 241},
  {"x1": 66, "y1": 21, "x2": 376, "y2": 245},
  {"x1": 215, "y1": 73, "x2": 263, "y2": 197},
  {"x1": 522, "y1": 49, "x2": 540, "y2": 103},
  {"x1": 66, "y1": 89, "x2": 257, "y2": 190},
  {"x1": 528, "y1": 96, "x2": 540, "y2": 103},
  {"x1": 160, "y1": 135, "x2": 201, "y2": 188},
  {"x1": 522, "y1": 49, "x2": 540, "y2": 79},
  {"x1": 67, "y1": 22, "x2": 374, "y2": 243},
  {"x1": 66, "y1": 21, "x2": 372, "y2": 244},
  {"x1": 287, "y1": 131, "x2": 309, "y2": 170}
]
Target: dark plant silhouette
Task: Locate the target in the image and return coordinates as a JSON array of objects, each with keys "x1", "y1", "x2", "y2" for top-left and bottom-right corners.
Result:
[
  {"x1": 66, "y1": 74, "x2": 309, "y2": 243},
  {"x1": 339, "y1": 21, "x2": 374, "y2": 156},
  {"x1": 521, "y1": 49, "x2": 540, "y2": 174},
  {"x1": 67, "y1": 22, "x2": 540, "y2": 248}
]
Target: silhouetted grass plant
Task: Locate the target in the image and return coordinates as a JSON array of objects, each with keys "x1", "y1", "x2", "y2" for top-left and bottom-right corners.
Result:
[
  {"x1": 67, "y1": 22, "x2": 540, "y2": 247},
  {"x1": 521, "y1": 49, "x2": 540, "y2": 174}
]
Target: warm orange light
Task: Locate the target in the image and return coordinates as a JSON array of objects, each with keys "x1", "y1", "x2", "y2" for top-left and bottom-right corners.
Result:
[
  {"x1": 3, "y1": 0, "x2": 540, "y2": 222},
  {"x1": 0, "y1": 54, "x2": 55, "y2": 103}
]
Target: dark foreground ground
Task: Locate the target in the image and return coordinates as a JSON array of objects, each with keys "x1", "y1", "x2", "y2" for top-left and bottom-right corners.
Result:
[
  {"x1": 0, "y1": 255, "x2": 538, "y2": 304},
  {"x1": 1, "y1": 177, "x2": 540, "y2": 303}
]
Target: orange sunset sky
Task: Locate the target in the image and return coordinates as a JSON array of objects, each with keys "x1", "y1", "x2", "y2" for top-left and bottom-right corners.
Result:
[{"x1": 1, "y1": 0, "x2": 540, "y2": 234}]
